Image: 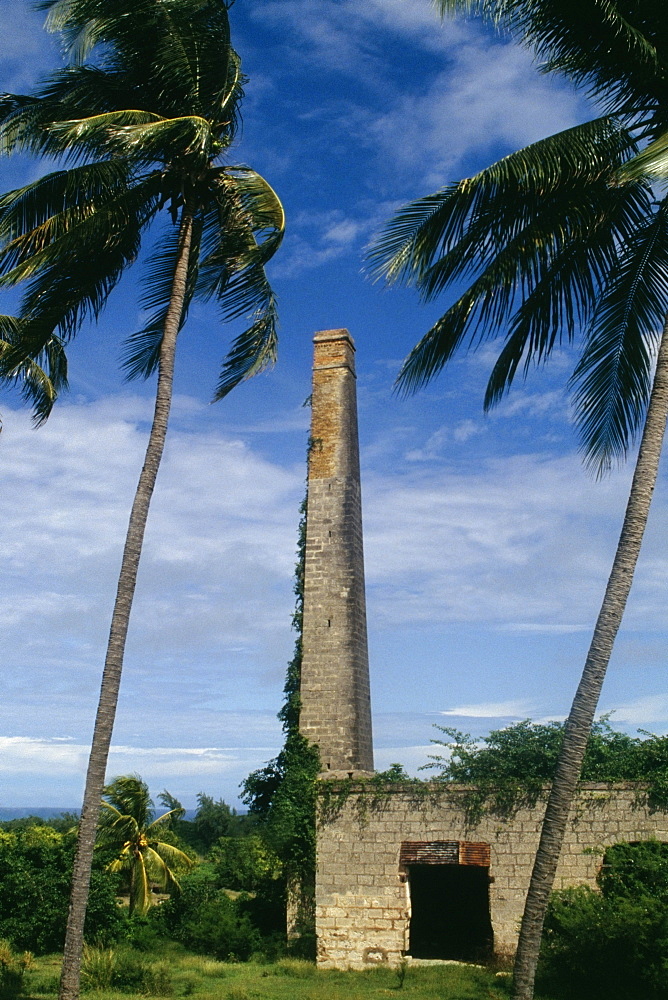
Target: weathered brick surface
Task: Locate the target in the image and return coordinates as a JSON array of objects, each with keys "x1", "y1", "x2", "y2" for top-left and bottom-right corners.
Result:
[
  {"x1": 300, "y1": 330, "x2": 373, "y2": 773},
  {"x1": 315, "y1": 782, "x2": 668, "y2": 968}
]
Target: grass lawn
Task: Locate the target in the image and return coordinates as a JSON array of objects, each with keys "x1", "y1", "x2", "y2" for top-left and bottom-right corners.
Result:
[{"x1": 23, "y1": 950, "x2": 558, "y2": 1000}]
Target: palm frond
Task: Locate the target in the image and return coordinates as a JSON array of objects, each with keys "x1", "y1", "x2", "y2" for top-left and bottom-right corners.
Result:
[
  {"x1": 0, "y1": 68, "x2": 142, "y2": 159},
  {"x1": 102, "y1": 775, "x2": 154, "y2": 828},
  {"x1": 42, "y1": 0, "x2": 239, "y2": 128},
  {"x1": 18, "y1": 336, "x2": 67, "y2": 424},
  {"x1": 144, "y1": 846, "x2": 185, "y2": 898},
  {"x1": 214, "y1": 304, "x2": 279, "y2": 400},
  {"x1": 149, "y1": 840, "x2": 193, "y2": 869},
  {"x1": 98, "y1": 802, "x2": 123, "y2": 821},
  {"x1": 107, "y1": 846, "x2": 132, "y2": 874},
  {"x1": 0, "y1": 160, "x2": 132, "y2": 252},
  {"x1": 618, "y1": 130, "x2": 668, "y2": 181},
  {"x1": 51, "y1": 114, "x2": 215, "y2": 166},
  {"x1": 145, "y1": 809, "x2": 186, "y2": 834},
  {"x1": 197, "y1": 169, "x2": 284, "y2": 305},
  {"x1": 0, "y1": 172, "x2": 161, "y2": 369},
  {"x1": 367, "y1": 116, "x2": 638, "y2": 289},
  {"x1": 0, "y1": 316, "x2": 66, "y2": 424},
  {"x1": 395, "y1": 179, "x2": 649, "y2": 395},
  {"x1": 48, "y1": 108, "x2": 162, "y2": 145},
  {"x1": 433, "y1": 0, "x2": 663, "y2": 111},
  {"x1": 121, "y1": 216, "x2": 202, "y2": 380},
  {"x1": 570, "y1": 201, "x2": 668, "y2": 473},
  {"x1": 130, "y1": 853, "x2": 151, "y2": 915},
  {"x1": 111, "y1": 116, "x2": 213, "y2": 163},
  {"x1": 185, "y1": 169, "x2": 284, "y2": 400},
  {"x1": 483, "y1": 184, "x2": 651, "y2": 406}
]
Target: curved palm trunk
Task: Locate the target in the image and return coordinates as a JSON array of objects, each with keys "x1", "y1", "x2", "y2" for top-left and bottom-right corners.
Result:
[
  {"x1": 512, "y1": 313, "x2": 668, "y2": 1000},
  {"x1": 59, "y1": 210, "x2": 194, "y2": 1000}
]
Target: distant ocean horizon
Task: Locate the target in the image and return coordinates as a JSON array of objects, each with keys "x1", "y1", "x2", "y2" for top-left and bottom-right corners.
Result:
[{"x1": 0, "y1": 806, "x2": 200, "y2": 821}]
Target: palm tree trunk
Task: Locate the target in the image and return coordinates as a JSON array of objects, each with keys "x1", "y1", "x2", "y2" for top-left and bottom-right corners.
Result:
[
  {"x1": 511, "y1": 312, "x2": 668, "y2": 1000},
  {"x1": 59, "y1": 210, "x2": 194, "y2": 1000}
]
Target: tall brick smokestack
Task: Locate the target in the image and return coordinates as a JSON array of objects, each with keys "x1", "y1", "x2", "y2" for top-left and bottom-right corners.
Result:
[{"x1": 299, "y1": 329, "x2": 374, "y2": 774}]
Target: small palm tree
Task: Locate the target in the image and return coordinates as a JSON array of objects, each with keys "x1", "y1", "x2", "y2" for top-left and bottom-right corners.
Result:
[
  {"x1": 99, "y1": 775, "x2": 192, "y2": 916},
  {"x1": 0, "y1": 3, "x2": 284, "y2": 998},
  {"x1": 369, "y1": 3, "x2": 668, "y2": 997}
]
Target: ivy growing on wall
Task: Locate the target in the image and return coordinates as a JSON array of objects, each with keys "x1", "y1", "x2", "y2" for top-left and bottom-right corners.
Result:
[
  {"x1": 241, "y1": 493, "x2": 320, "y2": 954},
  {"x1": 318, "y1": 717, "x2": 668, "y2": 829},
  {"x1": 423, "y1": 717, "x2": 668, "y2": 821}
]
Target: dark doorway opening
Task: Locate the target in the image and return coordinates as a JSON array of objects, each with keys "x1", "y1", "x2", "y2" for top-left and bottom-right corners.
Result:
[{"x1": 408, "y1": 864, "x2": 493, "y2": 962}]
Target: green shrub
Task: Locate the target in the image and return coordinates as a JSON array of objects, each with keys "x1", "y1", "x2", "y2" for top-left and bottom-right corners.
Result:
[
  {"x1": 81, "y1": 947, "x2": 173, "y2": 995},
  {"x1": 154, "y1": 866, "x2": 266, "y2": 961},
  {"x1": 177, "y1": 898, "x2": 261, "y2": 962},
  {"x1": 209, "y1": 836, "x2": 281, "y2": 894},
  {"x1": 124, "y1": 916, "x2": 167, "y2": 953},
  {"x1": 0, "y1": 828, "x2": 124, "y2": 953},
  {"x1": 0, "y1": 941, "x2": 32, "y2": 1000},
  {"x1": 83, "y1": 945, "x2": 118, "y2": 991},
  {"x1": 538, "y1": 884, "x2": 668, "y2": 999},
  {"x1": 599, "y1": 839, "x2": 668, "y2": 902}
]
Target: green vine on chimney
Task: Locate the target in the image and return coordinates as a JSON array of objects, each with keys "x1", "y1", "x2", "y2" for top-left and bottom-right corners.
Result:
[{"x1": 241, "y1": 490, "x2": 320, "y2": 955}]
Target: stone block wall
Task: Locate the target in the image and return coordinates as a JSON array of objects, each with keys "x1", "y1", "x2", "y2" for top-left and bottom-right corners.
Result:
[
  {"x1": 315, "y1": 782, "x2": 668, "y2": 968},
  {"x1": 300, "y1": 329, "x2": 373, "y2": 773}
]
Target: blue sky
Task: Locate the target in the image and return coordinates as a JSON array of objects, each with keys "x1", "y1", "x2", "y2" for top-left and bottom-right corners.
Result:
[{"x1": 1, "y1": 0, "x2": 668, "y2": 809}]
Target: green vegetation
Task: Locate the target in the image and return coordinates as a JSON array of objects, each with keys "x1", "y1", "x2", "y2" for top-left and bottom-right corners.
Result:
[
  {"x1": 0, "y1": 941, "x2": 32, "y2": 1000},
  {"x1": 155, "y1": 793, "x2": 254, "y2": 858},
  {"x1": 0, "y1": 788, "x2": 283, "y2": 964},
  {"x1": 242, "y1": 495, "x2": 321, "y2": 956},
  {"x1": 21, "y1": 950, "x2": 527, "y2": 1000},
  {"x1": 3, "y1": 787, "x2": 668, "y2": 999},
  {"x1": 425, "y1": 717, "x2": 668, "y2": 819},
  {"x1": 538, "y1": 841, "x2": 668, "y2": 999},
  {"x1": 0, "y1": 826, "x2": 123, "y2": 955}
]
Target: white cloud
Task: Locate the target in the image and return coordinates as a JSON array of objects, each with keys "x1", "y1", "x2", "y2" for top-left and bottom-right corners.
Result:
[
  {"x1": 602, "y1": 695, "x2": 668, "y2": 727},
  {"x1": 406, "y1": 419, "x2": 484, "y2": 459},
  {"x1": 0, "y1": 737, "x2": 280, "y2": 808},
  {"x1": 363, "y1": 449, "x2": 668, "y2": 631},
  {"x1": 254, "y1": 0, "x2": 587, "y2": 189},
  {"x1": 369, "y1": 41, "x2": 584, "y2": 187},
  {"x1": 440, "y1": 700, "x2": 534, "y2": 718},
  {"x1": 271, "y1": 208, "x2": 379, "y2": 279},
  {"x1": 0, "y1": 397, "x2": 303, "y2": 750}
]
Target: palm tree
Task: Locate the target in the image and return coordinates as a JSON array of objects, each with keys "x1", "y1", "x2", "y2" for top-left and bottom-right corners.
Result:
[
  {"x1": 368, "y1": 3, "x2": 668, "y2": 997},
  {"x1": 0, "y1": 3, "x2": 284, "y2": 998},
  {"x1": 0, "y1": 316, "x2": 66, "y2": 424},
  {"x1": 99, "y1": 775, "x2": 192, "y2": 916}
]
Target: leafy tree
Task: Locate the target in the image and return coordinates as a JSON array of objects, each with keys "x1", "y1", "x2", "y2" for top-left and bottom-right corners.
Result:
[
  {"x1": 0, "y1": 2, "x2": 284, "y2": 996},
  {"x1": 368, "y1": 3, "x2": 668, "y2": 995},
  {"x1": 599, "y1": 839, "x2": 668, "y2": 903},
  {"x1": 191, "y1": 793, "x2": 248, "y2": 850},
  {"x1": 0, "y1": 826, "x2": 123, "y2": 954},
  {"x1": 424, "y1": 717, "x2": 668, "y2": 819},
  {"x1": 156, "y1": 790, "x2": 252, "y2": 855},
  {"x1": 209, "y1": 834, "x2": 282, "y2": 894},
  {"x1": 98, "y1": 775, "x2": 192, "y2": 916}
]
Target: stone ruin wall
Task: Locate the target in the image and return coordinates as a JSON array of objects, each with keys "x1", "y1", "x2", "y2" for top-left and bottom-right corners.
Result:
[{"x1": 315, "y1": 781, "x2": 668, "y2": 969}]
